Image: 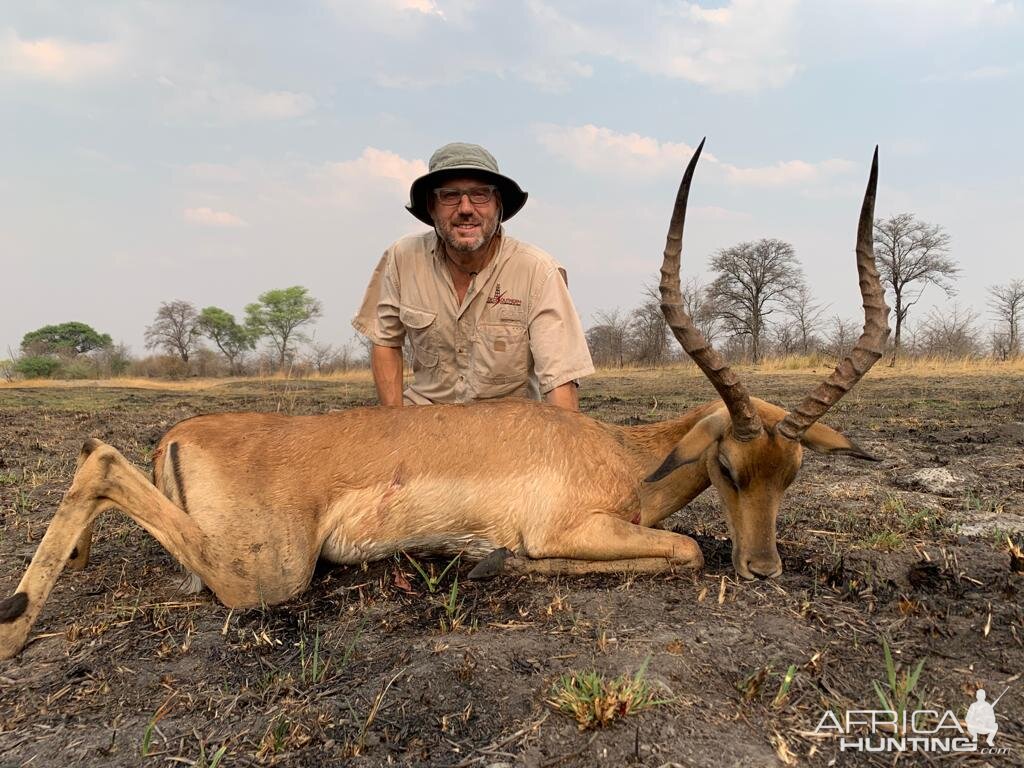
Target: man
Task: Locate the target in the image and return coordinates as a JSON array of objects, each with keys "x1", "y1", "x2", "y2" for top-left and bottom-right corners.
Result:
[
  {"x1": 966, "y1": 689, "x2": 999, "y2": 746},
  {"x1": 353, "y1": 142, "x2": 594, "y2": 410}
]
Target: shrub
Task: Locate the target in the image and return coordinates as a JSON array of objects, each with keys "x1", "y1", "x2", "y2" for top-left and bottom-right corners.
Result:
[{"x1": 15, "y1": 355, "x2": 62, "y2": 379}]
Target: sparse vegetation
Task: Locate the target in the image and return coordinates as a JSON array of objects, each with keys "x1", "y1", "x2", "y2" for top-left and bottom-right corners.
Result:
[
  {"x1": 547, "y1": 657, "x2": 670, "y2": 730},
  {"x1": 872, "y1": 638, "x2": 926, "y2": 734}
]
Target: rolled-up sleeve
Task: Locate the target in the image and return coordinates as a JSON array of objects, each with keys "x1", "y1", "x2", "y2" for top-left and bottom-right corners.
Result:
[
  {"x1": 527, "y1": 266, "x2": 595, "y2": 393},
  {"x1": 351, "y1": 250, "x2": 405, "y2": 348}
]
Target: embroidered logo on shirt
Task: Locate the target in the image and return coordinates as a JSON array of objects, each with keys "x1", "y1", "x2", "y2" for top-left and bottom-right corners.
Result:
[{"x1": 486, "y1": 283, "x2": 522, "y2": 307}]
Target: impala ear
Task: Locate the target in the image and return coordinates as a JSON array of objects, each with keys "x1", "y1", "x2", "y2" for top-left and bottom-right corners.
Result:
[
  {"x1": 799, "y1": 422, "x2": 879, "y2": 461},
  {"x1": 645, "y1": 410, "x2": 730, "y2": 482}
]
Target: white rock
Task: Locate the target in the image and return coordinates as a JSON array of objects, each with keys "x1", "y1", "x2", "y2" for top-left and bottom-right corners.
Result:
[{"x1": 897, "y1": 468, "x2": 962, "y2": 496}]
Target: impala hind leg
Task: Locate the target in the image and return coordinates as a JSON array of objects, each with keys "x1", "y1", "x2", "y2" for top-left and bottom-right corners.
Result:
[
  {"x1": 0, "y1": 440, "x2": 239, "y2": 660},
  {"x1": 500, "y1": 513, "x2": 704, "y2": 577}
]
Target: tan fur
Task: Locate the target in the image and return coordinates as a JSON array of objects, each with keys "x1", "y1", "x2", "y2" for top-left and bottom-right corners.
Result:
[{"x1": 0, "y1": 392, "x2": 871, "y2": 659}]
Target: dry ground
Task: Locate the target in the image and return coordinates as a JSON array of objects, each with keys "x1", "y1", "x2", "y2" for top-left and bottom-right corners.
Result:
[{"x1": 0, "y1": 367, "x2": 1022, "y2": 767}]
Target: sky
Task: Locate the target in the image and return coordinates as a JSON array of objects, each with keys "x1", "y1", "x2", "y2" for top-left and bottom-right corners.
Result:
[{"x1": 2, "y1": 0, "x2": 1022, "y2": 359}]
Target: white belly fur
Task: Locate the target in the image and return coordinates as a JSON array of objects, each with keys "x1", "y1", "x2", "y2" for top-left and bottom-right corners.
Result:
[{"x1": 317, "y1": 474, "x2": 561, "y2": 564}]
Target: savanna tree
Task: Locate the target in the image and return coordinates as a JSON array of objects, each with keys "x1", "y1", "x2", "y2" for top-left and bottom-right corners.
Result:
[
  {"x1": 988, "y1": 279, "x2": 1024, "y2": 360},
  {"x1": 245, "y1": 286, "x2": 323, "y2": 370},
  {"x1": 197, "y1": 306, "x2": 253, "y2": 374},
  {"x1": 873, "y1": 213, "x2": 957, "y2": 365},
  {"x1": 145, "y1": 301, "x2": 200, "y2": 363},
  {"x1": 586, "y1": 308, "x2": 630, "y2": 367},
  {"x1": 709, "y1": 239, "x2": 804, "y2": 363},
  {"x1": 20, "y1": 322, "x2": 111, "y2": 356}
]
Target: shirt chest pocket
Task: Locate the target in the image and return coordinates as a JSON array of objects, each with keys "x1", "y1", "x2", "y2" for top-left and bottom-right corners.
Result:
[
  {"x1": 473, "y1": 321, "x2": 529, "y2": 389},
  {"x1": 399, "y1": 305, "x2": 439, "y2": 369}
]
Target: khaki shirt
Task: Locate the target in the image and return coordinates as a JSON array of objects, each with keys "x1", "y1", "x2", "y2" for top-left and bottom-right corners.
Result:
[{"x1": 352, "y1": 230, "x2": 594, "y2": 404}]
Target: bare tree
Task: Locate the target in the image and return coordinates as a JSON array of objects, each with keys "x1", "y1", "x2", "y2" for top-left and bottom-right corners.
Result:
[
  {"x1": 709, "y1": 239, "x2": 804, "y2": 363},
  {"x1": 145, "y1": 301, "x2": 200, "y2": 363},
  {"x1": 783, "y1": 282, "x2": 828, "y2": 355},
  {"x1": 917, "y1": 304, "x2": 981, "y2": 359},
  {"x1": 988, "y1": 279, "x2": 1024, "y2": 360},
  {"x1": 680, "y1": 276, "x2": 721, "y2": 346},
  {"x1": 820, "y1": 316, "x2": 859, "y2": 362},
  {"x1": 586, "y1": 308, "x2": 630, "y2": 367},
  {"x1": 770, "y1": 320, "x2": 800, "y2": 357},
  {"x1": 628, "y1": 285, "x2": 671, "y2": 366},
  {"x1": 303, "y1": 340, "x2": 352, "y2": 374},
  {"x1": 873, "y1": 213, "x2": 957, "y2": 365}
]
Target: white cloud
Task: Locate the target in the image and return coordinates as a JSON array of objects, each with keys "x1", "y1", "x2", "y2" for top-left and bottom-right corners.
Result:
[
  {"x1": 325, "y1": 147, "x2": 427, "y2": 188},
  {"x1": 184, "y1": 207, "x2": 248, "y2": 228},
  {"x1": 230, "y1": 87, "x2": 315, "y2": 121},
  {"x1": 692, "y1": 205, "x2": 752, "y2": 222},
  {"x1": 184, "y1": 163, "x2": 247, "y2": 183},
  {"x1": 0, "y1": 28, "x2": 121, "y2": 82},
  {"x1": 535, "y1": 124, "x2": 857, "y2": 188},
  {"x1": 158, "y1": 76, "x2": 316, "y2": 122},
  {"x1": 720, "y1": 158, "x2": 856, "y2": 187},
  {"x1": 864, "y1": 0, "x2": 1015, "y2": 28},
  {"x1": 289, "y1": 147, "x2": 428, "y2": 210},
  {"x1": 534, "y1": 124, "x2": 700, "y2": 177},
  {"x1": 525, "y1": 0, "x2": 800, "y2": 92},
  {"x1": 338, "y1": 0, "x2": 798, "y2": 92},
  {"x1": 394, "y1": 0, "x2": 446, "y2": 18},
  {"x1": 961, "y1": 65, "x2": 1013, "y2": 80}
]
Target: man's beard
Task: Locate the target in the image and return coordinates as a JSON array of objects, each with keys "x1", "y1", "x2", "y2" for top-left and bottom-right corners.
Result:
[{"x1": 436, "y1": 212, "x2": 500, "y2": 253}]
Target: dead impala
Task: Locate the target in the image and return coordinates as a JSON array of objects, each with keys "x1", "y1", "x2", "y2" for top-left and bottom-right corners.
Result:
[{"x1": 0, "y1": 141, "x2": 888, "y2": 660}]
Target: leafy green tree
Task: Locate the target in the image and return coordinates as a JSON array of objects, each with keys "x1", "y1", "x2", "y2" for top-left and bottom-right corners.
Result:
[
  {"x1": 20, "y1": 322, "x2": 111, "y2": 355},
  {"x1": 245, "y1": 286, "x2": 323, "y2": 369},
  {"x1": 197, "y1": 306, "x2": 254, "y2": 374}
]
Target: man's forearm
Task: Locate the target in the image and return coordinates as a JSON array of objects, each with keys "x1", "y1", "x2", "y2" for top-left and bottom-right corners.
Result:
[
  {"x1": 544, "y1": 381, "x2": 579, "y2": 411},
  {"x1": 371, "y1": 345, "x2": 404, "y2": 406}
]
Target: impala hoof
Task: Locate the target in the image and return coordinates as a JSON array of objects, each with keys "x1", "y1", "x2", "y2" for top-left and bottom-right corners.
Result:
[
  {"x1": 0, "y1": 593, "x2": 28, "y2": 623},
  {"x1": 467, "y1": 548, "x2": 514, "y2": 580}
]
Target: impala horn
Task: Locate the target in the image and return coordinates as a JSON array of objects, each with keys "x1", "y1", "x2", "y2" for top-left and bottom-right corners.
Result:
[
  {"x1": 776, "y1": 147, "x2": 890, "y2": 441},
  {"x1": 659, "y1": 138, "x2": 763, "y2": 442}
]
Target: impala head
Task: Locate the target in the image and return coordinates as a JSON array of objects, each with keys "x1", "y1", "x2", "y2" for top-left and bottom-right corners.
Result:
[{"x1": 649, "y1": 139, "x2": 890, "y2": 579}]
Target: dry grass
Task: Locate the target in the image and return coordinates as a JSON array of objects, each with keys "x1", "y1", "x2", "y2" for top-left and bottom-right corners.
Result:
[
  {"x1": 3, "y1": 356, "x2": 1020, "y2": 391},
  {"x1": 0, "y1": 369, "x2": 376, "y2": 390},
  {"x1": 598, "y1": 356, "x2": 1024, "y2": 378}
]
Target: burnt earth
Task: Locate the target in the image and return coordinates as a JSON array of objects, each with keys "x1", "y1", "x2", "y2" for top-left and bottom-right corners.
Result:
[{"x1": 0, "y1": 370, "x2": 1022, "y2": 767}]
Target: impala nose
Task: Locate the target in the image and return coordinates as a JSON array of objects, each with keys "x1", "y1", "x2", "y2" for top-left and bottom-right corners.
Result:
[
  {"x1": 745, "y1": 557, "x2": 783, "y2": 579},
  {"x1": 735, "y1": 553, "x2": 783, "y2": 580}
]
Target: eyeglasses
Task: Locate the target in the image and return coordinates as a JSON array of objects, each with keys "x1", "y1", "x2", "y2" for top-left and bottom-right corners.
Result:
[{"x1": 432, "y1": 185, "x2": 497, "y2": 207}]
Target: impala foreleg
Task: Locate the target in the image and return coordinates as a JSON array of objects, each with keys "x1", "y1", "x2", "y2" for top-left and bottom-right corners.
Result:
[
  {"x1": 516, "y1": 513, "x2": 704, "y2": 575},
  {"x1": 65, "y1": 442, "x2": 98, "y2": 571},
  {"x1": 0, "y1": 440, "x2": 233, "y2": 660}
]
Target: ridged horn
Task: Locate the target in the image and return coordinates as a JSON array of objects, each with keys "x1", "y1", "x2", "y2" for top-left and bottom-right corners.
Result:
[
  {"x1": 777, "y1": 147, "x2": 890, "y2": 440},
  {"x1": 659, "y1": 138, "x2": 763, "y2": 442}
]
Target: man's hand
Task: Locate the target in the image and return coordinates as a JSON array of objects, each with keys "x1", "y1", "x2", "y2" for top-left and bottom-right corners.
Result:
[
  {"x1": 371, "y1": 345, "x2": 404, "y2": 406},
  {"x1": 544, "y1": 381, "x2": 579, "y2": 411}
]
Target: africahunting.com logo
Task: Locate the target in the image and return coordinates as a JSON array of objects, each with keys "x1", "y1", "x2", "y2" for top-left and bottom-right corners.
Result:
[{"x1": 813, "y1": 686, "x2": 1011, "y2": 755}]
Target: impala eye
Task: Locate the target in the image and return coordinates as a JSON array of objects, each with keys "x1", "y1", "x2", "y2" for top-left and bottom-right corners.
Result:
[{"x1": 718, "y1": 458, "x2": 738, "y2": 487}]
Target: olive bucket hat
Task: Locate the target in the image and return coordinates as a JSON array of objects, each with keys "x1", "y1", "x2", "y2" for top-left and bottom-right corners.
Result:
[{"x1": 406, "y1": 142, "x2": 528, "y2": 225}]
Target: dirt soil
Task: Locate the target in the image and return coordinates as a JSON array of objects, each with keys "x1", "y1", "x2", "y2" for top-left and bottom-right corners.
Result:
[{"x1": 1, "y1": 369, "x2": 1022, "y2": 767}]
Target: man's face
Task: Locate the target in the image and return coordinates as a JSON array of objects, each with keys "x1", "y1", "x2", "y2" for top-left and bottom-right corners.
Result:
[{"x1": 428, "y1": 176, "x2": 501, "y2": 255}]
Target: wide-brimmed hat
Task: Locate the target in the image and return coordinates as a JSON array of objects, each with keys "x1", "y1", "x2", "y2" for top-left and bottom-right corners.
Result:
[{"x1": 406, "y1": 142, "x2": 528, "y2": 225}]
